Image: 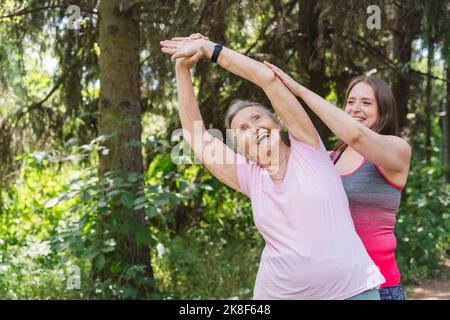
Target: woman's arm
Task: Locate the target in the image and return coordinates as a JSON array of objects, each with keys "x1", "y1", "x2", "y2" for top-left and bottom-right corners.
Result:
[
  {"x1": 161, "y1": 37, "x2": 318, "y2": 146},
  {"x1": 264, "y1": 62, "x2": 411, "y2": 173},
  {"x1": 174, "y1": 55, "x2": 240, "y2": 191}
]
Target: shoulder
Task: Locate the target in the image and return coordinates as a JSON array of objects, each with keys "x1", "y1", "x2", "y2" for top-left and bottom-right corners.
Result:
[
  {"x1": 372, "y1": 136, "x2": 411, "y2": 186},
  {"x1": 384, "y1": 135, "x2": 412, "y2": 164},
  {"x1": 288, "y1": 131, "x2": 330, "y2": 162}
]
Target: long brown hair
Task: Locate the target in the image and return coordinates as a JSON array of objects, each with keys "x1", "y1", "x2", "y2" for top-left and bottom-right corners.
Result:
[{"x1": 333, "y1": 76, "x2": 399, "y2": 153}]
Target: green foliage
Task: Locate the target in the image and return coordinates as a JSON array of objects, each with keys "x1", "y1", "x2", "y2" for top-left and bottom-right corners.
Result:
[
  {"x1": 150, "y1": 166, "x2": 261, "y2": 299},
  {"x1": 396, "y1": 154, "x2": 450, "y2": 282},
  {"x1": 1, "y1": 131, "x2": 449, "y2": 299},
  {"x1": 0, "y1": 0, "x2": 449, "y2": 300},
  {"x1": 0, "y1": 147, "x2": 90, "y2": 299}
]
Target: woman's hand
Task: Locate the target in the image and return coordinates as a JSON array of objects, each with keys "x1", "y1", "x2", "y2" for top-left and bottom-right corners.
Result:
[
  {"x1": 160, "y1": 34, "x2": 214, "y2": 63},
  {"x1": 263, "y1": 61, "x2": 306, "y2": 97},
  {"x1": 174, "y1": 50, "x2": 205, "y2": 69}
]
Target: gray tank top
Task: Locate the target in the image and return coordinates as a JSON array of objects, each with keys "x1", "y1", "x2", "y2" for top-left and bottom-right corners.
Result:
[{"x1": 330, "y1": 147, "x2": 403, "y2": 286}]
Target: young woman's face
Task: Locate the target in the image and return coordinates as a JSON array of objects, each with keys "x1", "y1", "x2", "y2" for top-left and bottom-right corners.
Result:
[
  {"x1": 345, "y1": 82, "x2": 379, "y2": 129},
  {"x1": 230, "y1": 106, "x2": 282, "y2": 168}
]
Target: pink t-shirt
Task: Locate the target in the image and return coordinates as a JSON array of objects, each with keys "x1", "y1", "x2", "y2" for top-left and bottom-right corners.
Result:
[{"x1": 236, "y1": 133, "x2": 385, "y2": 299}]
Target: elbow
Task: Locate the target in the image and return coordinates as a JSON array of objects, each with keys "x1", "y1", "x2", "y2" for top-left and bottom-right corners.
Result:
[{"x1": 253, "y1": 64, "x2": 277, "y2": 88}]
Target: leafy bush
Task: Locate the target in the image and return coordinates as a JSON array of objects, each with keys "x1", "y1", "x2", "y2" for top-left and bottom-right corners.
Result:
[
  {"x1": 396, "y1": 155, "x2": 450, "y2": 283},
  {"x1": 1, "y1": 135, "x2": 449, "y2": 299}
]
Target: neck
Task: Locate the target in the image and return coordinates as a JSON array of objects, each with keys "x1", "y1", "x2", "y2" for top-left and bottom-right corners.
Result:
[{"x1": 267, "y1": 143, "x2": 290, "y2": 181}]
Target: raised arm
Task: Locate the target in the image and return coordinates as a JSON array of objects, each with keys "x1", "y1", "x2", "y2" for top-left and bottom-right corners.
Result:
[
  {"x1": 264, "y1": 62, "x2": 411, "y2": 175},
  {"x1": 173, "y1": 54, "x2": 240, "y2": 191},
  {"x1": 161, "y1": 37, "x2": 318, "y2": 146}
]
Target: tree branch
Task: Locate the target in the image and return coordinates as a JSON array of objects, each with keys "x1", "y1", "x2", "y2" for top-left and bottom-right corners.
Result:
[
  {"x1": 350, "y1": 35, "x2": 450, "y2": 84},
  {"x1": 0, "y1": 4, "x2": 97, "y2": 20},
  {"x1": 119, "y1": 0, "x2": 146, "y2": 13},
  {"x1": 15, "y1": 77, "x2": 65, "y2": 120},
  {"x1": 0, "y1": 5, "x2": 64, "y2": 20}
]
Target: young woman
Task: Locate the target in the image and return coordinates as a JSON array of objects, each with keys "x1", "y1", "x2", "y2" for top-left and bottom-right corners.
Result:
[
  {"x1": 263, "y1": 62, "x2": 411, "y2": 300},
  {"x1": 160, "y1": 35, "x2": 385, "y2": 299}
]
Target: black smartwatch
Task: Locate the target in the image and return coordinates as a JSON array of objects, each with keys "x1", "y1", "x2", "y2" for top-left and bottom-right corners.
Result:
[{"x1": 211, "y1": 44, "x2": 223, "y2": 63}]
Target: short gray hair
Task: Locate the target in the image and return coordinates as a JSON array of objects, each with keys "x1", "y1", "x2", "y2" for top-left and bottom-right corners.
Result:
[
  {"x1": 224, "y1": 99, "x2": 290, "y2": 151},
  {"x1": 224, "y1": 99, "x2": 280, "y2": 129}
]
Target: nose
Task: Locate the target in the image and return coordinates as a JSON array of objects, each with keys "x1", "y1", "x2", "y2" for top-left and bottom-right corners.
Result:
[
  {"x1": 350, "y1": 102, "x2": 363, "y2": 114},
  {"x1": 247, "y1": 125, "x2": 259, "y2": 137}
]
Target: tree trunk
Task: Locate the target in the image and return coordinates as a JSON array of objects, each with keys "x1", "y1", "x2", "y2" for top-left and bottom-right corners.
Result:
[
  {"x1": 424, "y1": 30, "x2": 433, "y2": 164},
  {"x1": 297, "y1": 0, "x2": 332, "y2": 146},
  {"x1": 391, "y1": 4, "x2": 423, "y2": 130},
  {"x1": 195, "y1": 0, "x2": 228, "y2": 132},
  {"x1": 167, "y1": 0, "x2": 229, "y2": 235},
  {"x1": 446, "y1": 51, "x2": 450, "y2": 183},
  {"x1": 97, "y1": 0, "x2": 153, "y2": 296},
  {"x1": 60, "y1": 29, "x2": 83, "y2": 141}
]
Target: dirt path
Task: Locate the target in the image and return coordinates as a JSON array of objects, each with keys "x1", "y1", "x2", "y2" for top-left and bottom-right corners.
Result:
[
  {"x1": 405, "y1": 279, "x2": 450, "y2": 300},
  {"x1": 404, "y1": 260, "x2": 450, "y2": 300}
]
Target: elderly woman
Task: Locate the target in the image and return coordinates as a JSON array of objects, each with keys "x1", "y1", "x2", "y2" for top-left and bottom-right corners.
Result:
[{"x1": 160, "y1": 35, "x2": 385, "y2": 300}]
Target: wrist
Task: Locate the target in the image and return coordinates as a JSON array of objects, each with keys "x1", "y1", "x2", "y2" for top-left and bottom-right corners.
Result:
[
  {"x1": 200, "y1": 40, "x2": 216, "y2": 60},
  {"x1": 175, "y1": 59, "x2": 190, "y2": 71}
]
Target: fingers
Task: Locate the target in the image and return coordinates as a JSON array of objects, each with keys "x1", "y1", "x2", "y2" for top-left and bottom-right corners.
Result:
[
  {"x1": 189, "y1": 33, "x2": 209, "y2": 40},
  {"x1": 160, "y1": 44, "x2": 187, "y2": 60},
  {"x1": 263, "y1": 61, "x2": 278, "y2": 73},
  {"x1": 171, "y1": 50, "x2": 189, "y2": 62},
  {"x1": 170, "y1": 37, "x2": 188, "y2": 41},
  {"x1": 170, "y1": 52, "x2": 181, "y2": 62},
  {"x1": 161, "y1": 47, "x2": 177, "y2": 55},
  {"x1": 166, "y1": 34, "x2": 208, "y2": 44},
  {"x1": 263, "y1": 61, "x2": 285, "y2": 79},
  {"x1": 263, "y1": 61, "x2": 274, "y2": 68},
  {"x1": 190, "y1": 49, "x2": 204, "y2": 62},
  {"x1": 171, "y1": 49, "x2": 204, "y2": 67},
  {"x1": 183, "y1": 49, "x2": 203, "y2": 63},
  {"x1": 263, "y1": 61, "x2": 281, "y2": 72},
  {"x1": 189, "y1": 33, "x2": 203, "y2": 39},
  {"x1": 160, "y1": 40, "x2": 184, "y2": 57},
  {"x1": 263, "y1": 61, "x2": 277, "y2": 74},
  {"x1": 160, "y1": 40, "x2": 180, "y2": 48}
]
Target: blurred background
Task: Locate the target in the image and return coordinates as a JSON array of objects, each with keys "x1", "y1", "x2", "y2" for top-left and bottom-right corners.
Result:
[{"x1": 0, "y1": 0, "x2": 449, "y2": 299}]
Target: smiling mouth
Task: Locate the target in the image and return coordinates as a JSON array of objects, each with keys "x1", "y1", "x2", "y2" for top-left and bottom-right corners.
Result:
[
  {"x1": 352, "y1": 116, "x2": 366, "y2": 122},
  {"x1": 257, "y1": 131, "x2": 270, "y2": 145}
]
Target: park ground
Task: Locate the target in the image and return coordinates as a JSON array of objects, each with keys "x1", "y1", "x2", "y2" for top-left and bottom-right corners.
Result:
[{"x1": 405, "y1": 259, "x2": 450, "y2": 300}]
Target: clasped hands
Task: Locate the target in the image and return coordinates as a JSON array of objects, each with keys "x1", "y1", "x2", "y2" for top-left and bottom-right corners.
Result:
[
  {"x1": 159, "y1": 32, "x2": 302, "y2": 96},
  {"x1": 160, "y1": 33, "x2": 212, "y2": 68}
]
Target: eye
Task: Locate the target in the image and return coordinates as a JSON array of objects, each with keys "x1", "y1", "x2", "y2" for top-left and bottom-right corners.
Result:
[
  {"x1": 240, "y1": 125, "x2": 248, "y2": 132},
  {"x1": 348, "y1": 100, "x2": 355, "y2": 105}
]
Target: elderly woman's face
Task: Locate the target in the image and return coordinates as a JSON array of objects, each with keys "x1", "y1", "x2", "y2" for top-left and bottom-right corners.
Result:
[{"x1": 230, "y1": 106, "x2": 282, "y2": 168}]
